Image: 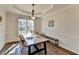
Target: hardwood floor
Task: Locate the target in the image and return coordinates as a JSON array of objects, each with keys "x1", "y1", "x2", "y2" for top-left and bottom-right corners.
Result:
[
  {"x1": 0, "y1": 41, "x2": 76, "y2": 55},
  {"x1": 0, "y1": 42, "x2": 18, "y2": 55}
]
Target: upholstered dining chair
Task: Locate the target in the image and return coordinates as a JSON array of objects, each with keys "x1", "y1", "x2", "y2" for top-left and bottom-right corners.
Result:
[
  {"x1": 18, "y1": 34, "x2": 26, "y2": 48},
  {"x1": 16, "y1": 34, "x2": 27, "y2": 55}
]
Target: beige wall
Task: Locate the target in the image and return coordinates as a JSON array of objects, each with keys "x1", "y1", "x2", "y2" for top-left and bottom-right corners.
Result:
[
  {"x1": 41, "y1": 5, "x2": 79, "y2": 54},
  {"x1": 6, "y1": 13, "x2": 19, "y2": 42},
  {"x1": 5, "y1": 13, "x2": 41, "y2": 42},
  {"x1": 34, "y1": 18, "x2": 41, "y2": 33},
  {"x1": 0, "y1": 9, "x2": 6, "y2": 50}
]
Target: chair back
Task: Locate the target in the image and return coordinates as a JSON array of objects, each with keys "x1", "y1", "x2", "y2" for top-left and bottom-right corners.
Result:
[{"x1": 18, "y1": 34, "x2": 26, "y2": 48}]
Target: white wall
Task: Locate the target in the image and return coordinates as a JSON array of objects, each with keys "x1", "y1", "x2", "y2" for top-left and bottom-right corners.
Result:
[
  {"x1": 41, "y1": 5, "x2": 79, "y2": 54},
  {"x1": 34, "y1": 18, "x2": 41, "y2": 33},
  {"x1": 6, "y1": 13, "x2": 41, "y2": 42},
  {"x1": 0, "y1": 9, "x2": 6, "y2": 50},
  {"x1": 6, "y1": 13, "x2": 19, "y2": 42}
]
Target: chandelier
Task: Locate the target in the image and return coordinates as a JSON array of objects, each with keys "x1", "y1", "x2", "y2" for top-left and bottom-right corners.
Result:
[{"x1": 31, "y1": 4, "x2": 37, "y2": 20}]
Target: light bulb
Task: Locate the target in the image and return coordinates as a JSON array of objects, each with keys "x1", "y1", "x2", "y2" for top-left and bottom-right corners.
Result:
[{"x1": 31, "y1": 16, "x2": 36, "y2": 20}]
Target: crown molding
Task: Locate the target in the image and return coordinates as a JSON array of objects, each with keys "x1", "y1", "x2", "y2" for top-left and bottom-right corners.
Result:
[
  {"x1": 13, "y1": 5, "x2": 42, "y2": 16},
  {"x1": 41, "y1": 4, "x2": 53, "y2": 14},
  {"x1": 42, "y1": 5, "x2": 73, "y2": 17}
]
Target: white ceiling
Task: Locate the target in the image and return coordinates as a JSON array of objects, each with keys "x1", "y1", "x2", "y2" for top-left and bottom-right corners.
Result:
[
  {"x1": 0, "y1": 4, "x2": 70, "y2": 17},
  {"x1": 15, "y1": 4, "x2": 51, "y2": 13}
]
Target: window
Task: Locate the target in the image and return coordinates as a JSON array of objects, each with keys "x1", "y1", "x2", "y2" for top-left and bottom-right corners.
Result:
[
  {"x1": 28, "y1": 20, "x2": 34, "y2": 32},
  {"x1": 18, "y1": 19, "x2": 26, "y2": 34},
  {"x1": 18, "y1": 18, "x2": 34, "y2": 34}
]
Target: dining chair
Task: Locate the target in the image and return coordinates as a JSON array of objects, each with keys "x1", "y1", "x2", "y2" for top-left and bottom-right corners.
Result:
[
  {"x1": 19, "y1": 34, "x2": 26, "y2": 47},
  {"x1": 17, "y1": 34, "x2": 27, "y2": 55}
]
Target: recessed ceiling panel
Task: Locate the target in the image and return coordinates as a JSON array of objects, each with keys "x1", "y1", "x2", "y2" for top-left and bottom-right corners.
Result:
[{"x1": 15, "y1": 4, "x2": 51, "y2": 13}]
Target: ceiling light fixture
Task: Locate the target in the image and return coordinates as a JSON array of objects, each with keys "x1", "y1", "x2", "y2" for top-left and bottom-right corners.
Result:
[{"x1": 31, "y1": 4, "x2": 37, "y2": 20}]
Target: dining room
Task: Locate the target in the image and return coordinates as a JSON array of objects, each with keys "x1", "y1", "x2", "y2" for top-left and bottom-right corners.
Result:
[{"x1": 0, "y1": 4, "x2": 79, "y2": 55}]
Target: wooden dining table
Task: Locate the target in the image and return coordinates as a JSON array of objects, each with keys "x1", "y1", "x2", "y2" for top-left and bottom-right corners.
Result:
[{"x1": 23, "y1": 34, "x2": 49, "y2": 55}]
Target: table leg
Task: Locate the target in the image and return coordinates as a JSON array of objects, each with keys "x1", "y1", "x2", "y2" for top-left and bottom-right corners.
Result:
[
  {"x1": 44, "y1": 42, "x2": 47, "y2": 55},
  {"x1": 28, "y1": 46, "x2": 31, "y2": 55},
  {"x1": 34, "y1": 45, "x2": 39, "y2": 50}
]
